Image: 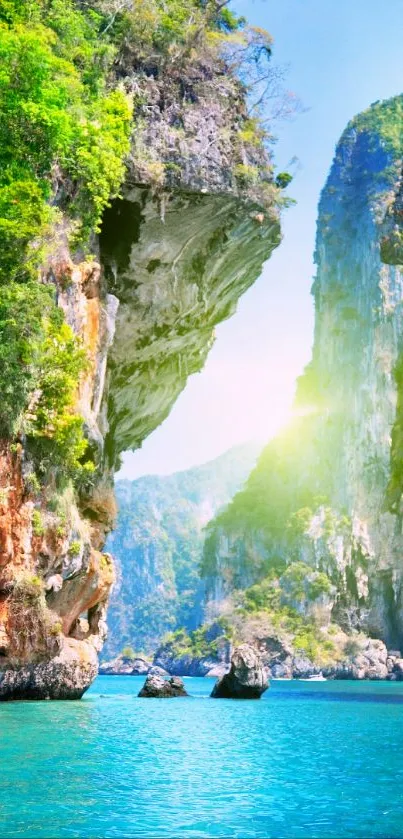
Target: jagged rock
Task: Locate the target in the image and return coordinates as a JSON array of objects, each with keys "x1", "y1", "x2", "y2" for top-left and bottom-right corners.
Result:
[
  {"x1": 160, "y1": 619, "x2": 397, "y2": 681},
  {"x1": 270, "y1": 661, "x2": 292, "y2": 679},
  {"x1": 211, "y1": 644, "x2": 269, "y2": 699},
  {"x1": 0, "y1": 639, "x2": 98, "y2": 700},
  {"x1": 99, "y1": 655, "x2": 152, "y2": 676},
  {"x1": 153, "y1": 653, "x2": 226, "y2": 678},
  {"x1": 153, "y1": 625, "x2": 231, "y2": 677},
  {"x1": 0, "y1": 26, "x2": 280, "y2": 700},
  {"x1": 148, "y1": 665, "x2": 170, "y2": 677},
  {"x1": 69, "y1": 617, "x2": 90, "y2": 641},
  {"x1": 392, "y1": 658, "x2": 403, "y2": 679},
  {"x1": 201, "y1": 95, "x2": 403, "y2": 654},
  {"x1": 292, "y1": 656, "x2": 322, "y2": 679},
  {"x1": 321, "y1": 637, "x2": 390, "y2": 680},
  {"x1": 103, "y1": 190, "x2": 279, "y2": 467},
  {"x1": 138, "y1": 674, "x2": 188, "y2": 698},
  {"x1": 206, "y1": 664, "x2": 229, "y2": 678},
  {"x1": 153, "y1": 653, "x2": 209, "y2": 677}
]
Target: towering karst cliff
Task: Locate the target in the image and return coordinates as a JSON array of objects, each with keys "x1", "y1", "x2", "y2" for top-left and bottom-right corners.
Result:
[
  {"x1": 103, "y1": 443, "x2": 260, "y2": 658},
  {"x1": 202, "y1": 95, "x2": 403, "y2": 653},
  {"x1": 0, "y1": 1, "x2": 281, "y2": 698}
]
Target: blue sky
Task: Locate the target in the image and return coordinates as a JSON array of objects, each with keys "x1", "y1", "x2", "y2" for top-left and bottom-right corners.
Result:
[{"x1": 118, "y1": 0, "x2": 403, "y2": 479}]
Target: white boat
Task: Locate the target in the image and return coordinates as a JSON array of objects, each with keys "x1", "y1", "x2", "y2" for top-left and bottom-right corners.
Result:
[{"x1": 300, "y1": 673, "x2": 327, "y2": 681}]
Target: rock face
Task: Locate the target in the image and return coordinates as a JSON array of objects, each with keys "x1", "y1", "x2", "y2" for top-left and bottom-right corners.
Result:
[
  {"x1": 260, "y1": 634, "x2": 396, "y2": 681},
  {"x1": 0, "y1": 639, "x2": 98, "y2": 701},
  {"x1": 103, "y1": 444, "x2": 259, "y2": 658},
  {"x1": 202, "y1": 95, "x2": 403, "y2": 654},
  {"x1": 152, "y1": 620, "x2": 232, "y2": 677},
  {"x1": 102, "y1": 192, "x2": 279, "y2": 467},
  {"x1": 0, "y1": 438, "x2": 115, "y2": 700},
  {"x1": 99, "y1": 654, "x2": 151, "y2": 676},
  {"x1": 0, "y1": 19, "x2": 281, "y2": 698},
  {"x1": 138, "y1": 673, "x2": 188, "y2": 698},
  {"x1": 153, "y1": 616, "x2": 403, "y2": 681},
  {"x1": 211, "y1": 644, "x2": 268, "y2": 699}
]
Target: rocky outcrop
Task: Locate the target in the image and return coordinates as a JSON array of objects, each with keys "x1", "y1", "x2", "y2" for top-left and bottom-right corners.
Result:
[
  {"x1": 138, "y1": 673, "x2": 188, "y2": 698},
  {"x1": 153, "y1": 621, "x2": 232, "y2": 677},
  {"x1": 152, "y1": 653, "x2": 219, "y2": 678},
  {"x1": 148, "y1": 665, "x2": 170, "y2": 676},
  {"x1": 0, "y1": 9, "x2": 281, "y2": 698},
  {"x1": 153, "y1": 618, "x2": 403, "y2": 681},
  {"x1": 211, "y1": 644, "x2": 268, "y2": 698},
  {"x1": 258, "y1": 632, "x2": 398, "y2": 681},
  {"x1": 102, "y1": 190, "x2": 279, "y2": 466},
  {"x1": 0, "y1": 639, "x2": 98, "y2": 701},
  {"x1": 99, "y1": 654, "x2": 151, "y2": 675},
  {"x1": 202, "y1": 94, "x2": 403, "y2": 655},
  {"x1": 0, "y1": 431, "x2": 115, "y2": 700}
]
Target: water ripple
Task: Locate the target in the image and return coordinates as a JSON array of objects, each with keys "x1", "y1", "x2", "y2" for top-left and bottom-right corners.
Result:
[{"x1": 1, "y1": 676, "x2": 403, "y2": 838}]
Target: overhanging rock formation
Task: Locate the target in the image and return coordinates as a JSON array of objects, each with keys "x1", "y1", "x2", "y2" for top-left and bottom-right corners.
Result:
[
  {"x1": 0, "y1": 37, "x2": 281, "y2": 698},
  {"x1": 102, "y1": 188, "x2": 280, "y2": 464}
]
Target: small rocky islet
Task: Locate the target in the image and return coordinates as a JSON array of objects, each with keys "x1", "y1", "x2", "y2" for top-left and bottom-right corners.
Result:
[
  {"x1": 135, "y1": 645, "x2": 268, "y2": 699},
  {"x1": 138, "y1": 673, "x2": 189, "y2": 698},
  {"x1": 211, "y1": 645, "x2": 268, "y2": 699}
]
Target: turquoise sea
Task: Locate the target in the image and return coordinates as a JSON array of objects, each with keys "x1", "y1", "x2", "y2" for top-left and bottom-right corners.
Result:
[{"x1": 1, "y1": 676, "x2": 403, "y2": 838}]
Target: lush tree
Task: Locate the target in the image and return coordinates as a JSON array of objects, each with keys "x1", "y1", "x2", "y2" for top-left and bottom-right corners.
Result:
[
  {"x1": 0, "y1": 0, "x2": 132, "y2": 482},
  {"x1": 0, "y1": 281, "x2": 88, "y2": 473}
]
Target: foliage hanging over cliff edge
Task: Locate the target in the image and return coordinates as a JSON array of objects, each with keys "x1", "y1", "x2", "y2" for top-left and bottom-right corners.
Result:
[
  {"x1": 0, "y1": 0, "x2": 284, "y2": 486},
  {"x1": 0, "y1": 0, "x2": 134, "y2": 479}
]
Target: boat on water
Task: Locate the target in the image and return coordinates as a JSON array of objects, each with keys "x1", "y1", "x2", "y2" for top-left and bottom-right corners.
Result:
[{"x1": 300, "y1": 674, "x2": 327, "y2": 681}]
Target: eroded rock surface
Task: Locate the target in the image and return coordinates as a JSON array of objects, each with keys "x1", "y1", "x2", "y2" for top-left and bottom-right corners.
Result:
[
  {"x1": 102, "y1": 190, "x2": 279, "y2": 466},
  {"x1": 138, "y1": 673, "x2": 188, "y2": 698},
  {"x1": 99, "y1": 654, "x2": 151, "y2": 676},
  {"x1": 202, "y1": 95, "x2": 403, "y2": 655},
  {"x1": 0, "y1": 639, "x2": 98, "y2": 701},
  {"x1": 0, "y1": 27, "x2": 280, "y2": 699},
  {"x1": 211, "y1": 644, "x2": 268, "y2": 699}
]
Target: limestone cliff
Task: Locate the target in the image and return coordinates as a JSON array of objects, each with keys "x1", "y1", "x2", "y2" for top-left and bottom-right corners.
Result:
[
  {"x1": 103, "y1": 443, "x2": 260, "y2": 658},
  {"x1": 202, "y1": 95, "x2": 403, "y2": 654},
  {"x1": 0, "y1": 2, "x2": 281, "y2": 698}
]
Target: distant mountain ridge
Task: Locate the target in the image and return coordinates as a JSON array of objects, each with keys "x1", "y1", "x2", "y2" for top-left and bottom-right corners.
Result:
[{"x1": 103, "y1": 443, "x2": 261, "y2": 657}]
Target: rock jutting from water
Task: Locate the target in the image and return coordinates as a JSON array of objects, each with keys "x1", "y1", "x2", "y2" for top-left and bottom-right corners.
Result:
[
  {"x1": 211, "y1": 644, "x2": 269, "y2": 699},
  {"x1": 199, "y1": 94, "x2": 403, "y2": 663},
  {"x1": 138, "y1": 674, "x2": 188, "y2": 698}
]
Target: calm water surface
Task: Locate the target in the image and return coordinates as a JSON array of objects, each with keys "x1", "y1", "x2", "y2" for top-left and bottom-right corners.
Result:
[{"x1": 1, "y1": 676, "x2": 403, "y2": 838}]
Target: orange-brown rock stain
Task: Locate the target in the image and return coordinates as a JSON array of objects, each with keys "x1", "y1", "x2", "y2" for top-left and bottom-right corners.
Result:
[{"x1": 0, "y1": 443, "x2": 30, "y2": 573}]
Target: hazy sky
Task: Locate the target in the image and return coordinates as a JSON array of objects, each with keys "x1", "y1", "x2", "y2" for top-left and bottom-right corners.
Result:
[{"x1": 118, "y1": 0, "x2": 403, "y2": 479}]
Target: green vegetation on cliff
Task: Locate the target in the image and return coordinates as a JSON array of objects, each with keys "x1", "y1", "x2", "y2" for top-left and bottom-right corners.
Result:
[
  {"x1": 0, "y1": 0, "x2": 283, "y2": 490},
  {"x1": 157, "y1": 584, "x2": 340, "y2": 670},
  {"x1": 0, "y1": 283, "x2": 88, "y2": 472},
  {"x1": 349, "y1": 94, "x2": 403, "y2": 156},
  {"x1": 0, "y1": 0, "x2": 132, "y2": 480},
  {"x1": 198, "y1": 94, "x2": 403, "y2": 658},
  {"x1": 0, "y1": 0, "x2": 131, "y2": 281}
]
